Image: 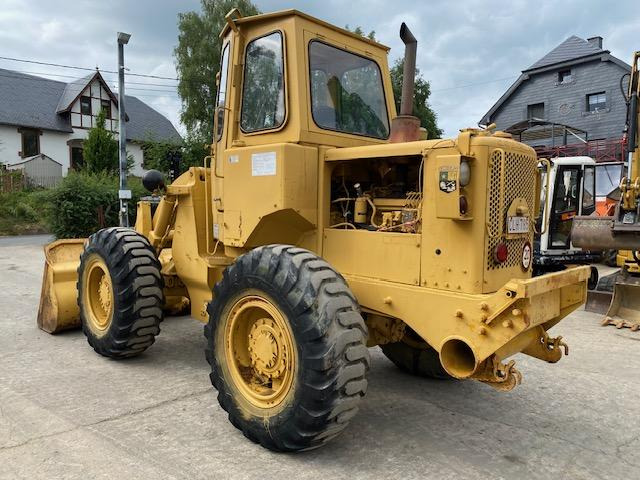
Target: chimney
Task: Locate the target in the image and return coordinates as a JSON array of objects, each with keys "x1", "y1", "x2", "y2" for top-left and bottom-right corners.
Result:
[{"x1": 587, "y1": 36, "x2": 603, "y2": 49}]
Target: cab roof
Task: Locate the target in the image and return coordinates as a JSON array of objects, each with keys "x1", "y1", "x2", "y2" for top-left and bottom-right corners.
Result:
[{"x1": 221, "y1": 9, "x2": 390, "y2": 52}]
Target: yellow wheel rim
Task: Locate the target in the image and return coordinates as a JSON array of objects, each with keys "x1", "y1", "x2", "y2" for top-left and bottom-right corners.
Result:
[
  {"x1": 83, "y1": 255, "x2": 114, "y2": 335},
  {"x1": 224, "y1": 294, "x2": 296, "y2": 409}
]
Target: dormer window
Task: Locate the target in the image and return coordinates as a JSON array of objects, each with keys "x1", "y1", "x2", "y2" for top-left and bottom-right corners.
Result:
[
  {"x1": 80, "y1": 96, "x2": 91, "y2": 115},
  {"x1": 558, "y1": 69, "x2": 572, "y2": 84}
]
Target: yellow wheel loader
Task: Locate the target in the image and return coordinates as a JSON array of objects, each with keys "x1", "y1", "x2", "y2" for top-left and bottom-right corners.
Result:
[
  {"x1": 38, "y1": 9, "x2": 589, "y2": 452},
  {"x1": 572, "y1": 51, "x2": 640, "y2": 331}
]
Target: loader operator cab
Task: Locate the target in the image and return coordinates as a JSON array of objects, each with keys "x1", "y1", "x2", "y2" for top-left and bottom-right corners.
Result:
[
  {"x1": 214, "y1": 9, "x2": 395, "y2": 156},
  {"x1": 534, "y1": 157, "x2": 598, "y2": 287}
]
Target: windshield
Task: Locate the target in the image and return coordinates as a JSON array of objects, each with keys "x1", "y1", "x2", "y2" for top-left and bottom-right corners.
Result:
[
  {"x1": 595, "y1": 163, "x2": 622, "y2": 197},
  {"x1": 309, "y1": 41, "x2": 389, "y2": 139}
]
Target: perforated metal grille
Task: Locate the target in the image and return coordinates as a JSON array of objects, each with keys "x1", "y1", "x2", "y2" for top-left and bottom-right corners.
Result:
[{"x1": 486, "y1": 149, "x2": 537, "y2": 270}]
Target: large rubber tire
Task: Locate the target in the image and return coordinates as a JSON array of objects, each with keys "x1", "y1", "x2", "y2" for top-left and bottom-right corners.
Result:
[
  {"x1": 78, "y1": 227, "x2": 164, "y2": 358},
  {"x1": 381, "y1": 328, "x2": 451, "y2": 380},
  {"x1": 205, "y1": 245, "x2": 370, "y2": 452}
]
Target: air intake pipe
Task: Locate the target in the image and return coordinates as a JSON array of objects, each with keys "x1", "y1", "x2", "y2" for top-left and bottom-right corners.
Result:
[{"x1": 389, "y1": 23, "x2": 421, "y2": 143}]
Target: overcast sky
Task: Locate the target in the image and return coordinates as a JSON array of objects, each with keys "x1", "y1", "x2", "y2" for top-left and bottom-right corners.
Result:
[{"x1": 1, "y1": 0, "x2": 637, "y2": 138}]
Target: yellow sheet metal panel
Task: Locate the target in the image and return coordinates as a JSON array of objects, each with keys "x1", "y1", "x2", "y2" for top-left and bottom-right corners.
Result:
[
  {"x1": 420, "y1": 143, "x2": 488, "y2": 294},
  {"x1": 222, "y1": 143, "x2": 318, "y2": 248},
  {"x1": 435, "y1": 154, "x2": 469, "y2": 220},
  {"x1": 323, "y1": 229, "x2": 420, "y2": 285}
]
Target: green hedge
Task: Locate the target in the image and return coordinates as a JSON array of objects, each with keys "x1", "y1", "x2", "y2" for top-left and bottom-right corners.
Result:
[{"x1": 45, "y1": 172, "x2": 146, "y2": 239}]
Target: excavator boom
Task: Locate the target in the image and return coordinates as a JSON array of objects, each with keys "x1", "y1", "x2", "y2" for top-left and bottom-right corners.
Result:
[{"x1": 572, "y1": 51, "x2": 640, "y2": 330}]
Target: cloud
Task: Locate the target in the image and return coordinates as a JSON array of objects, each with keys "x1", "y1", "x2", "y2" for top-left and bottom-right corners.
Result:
[{"x1": 0, "y1": 0, "x2": 636, "y2": 138}]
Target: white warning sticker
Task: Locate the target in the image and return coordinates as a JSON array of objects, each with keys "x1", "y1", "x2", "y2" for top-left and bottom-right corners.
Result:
[{"x1": 251, "y1": 151, "x2": 277, "y2": 176}]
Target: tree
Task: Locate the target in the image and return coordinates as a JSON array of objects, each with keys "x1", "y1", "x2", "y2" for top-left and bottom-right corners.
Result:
[
  {"x1": 140, "y1": 134, "x2": 182, "y2": 174},
  {"x1": 345, "y1": 26, "x2": 442, "y2": 139},
  {"x1": 83, "y1": 110, "x2": 119, "y2": 174},
  {"x1": 174, "y1": 0, "x2": 260, "y2": 143},
  {"x1": 390, "y1": 59, "x2": 442, "y2": 139},
  {"x1": 345, "y1": 25, "x2": 376, "y2": 41}
]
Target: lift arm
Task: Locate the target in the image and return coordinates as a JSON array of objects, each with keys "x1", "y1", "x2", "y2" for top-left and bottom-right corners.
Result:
[{"x1": 572, "y1": 51, "x2": 640, "y2": 250}]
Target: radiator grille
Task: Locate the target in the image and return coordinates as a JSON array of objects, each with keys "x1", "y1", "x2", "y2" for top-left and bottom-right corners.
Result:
[{"x1": 486, "y1": 149, "x2": 537, "y2": 270}]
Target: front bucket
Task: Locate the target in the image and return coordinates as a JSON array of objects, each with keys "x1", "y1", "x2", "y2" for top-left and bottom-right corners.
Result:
[
  {"x1": 585, "y1": 290, "x2": 614, "y2": 315},
  {"x1": 602, "y1": 274, "x2": 640, "y2": 331},
  {"x1": 37, "y1": 239, "x2": 85, "y2": 334}
]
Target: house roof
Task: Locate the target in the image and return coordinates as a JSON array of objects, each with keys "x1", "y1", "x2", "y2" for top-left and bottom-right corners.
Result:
[
  {"x1": 7, "y1": 153, "x2": 63, "y2": 167},
  {"x1": 525, "y1": 35, "x2": 604, "y2": 71},
  {"x1": 0, "y1": 69, "x2": 72, "y2": 133},
  {"x1": 0, "y1": 68, "x2": 181, "y2": 143},
  {"x1": 56, "y1": 72, "x2": 97, "y2": 113},
  {"x1": 479, "y1": 36, "x2": 632, "y2": 125}
]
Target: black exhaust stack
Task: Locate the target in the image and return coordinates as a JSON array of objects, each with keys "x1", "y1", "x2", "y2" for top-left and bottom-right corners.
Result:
[{"x1": 389, "y1": 23, "x2": 421, "y2": 142}]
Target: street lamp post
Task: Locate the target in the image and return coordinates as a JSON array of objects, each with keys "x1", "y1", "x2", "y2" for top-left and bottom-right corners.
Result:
[{"x1": 117, "y1": 31, "x2": 131, "y2": 227}]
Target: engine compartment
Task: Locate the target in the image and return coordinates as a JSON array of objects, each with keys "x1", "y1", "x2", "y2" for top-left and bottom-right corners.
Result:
[{"x1": 329, "y1": 155, "x2": 424, "y2": 233}]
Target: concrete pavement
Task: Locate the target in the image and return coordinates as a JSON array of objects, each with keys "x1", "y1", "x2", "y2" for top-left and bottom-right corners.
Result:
[{"x1": 1, "y1": 235, "x2": 639, "y2": 479}]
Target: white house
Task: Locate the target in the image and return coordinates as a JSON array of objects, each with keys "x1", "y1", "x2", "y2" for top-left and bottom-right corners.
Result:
[{"x1": 0, "y1": 68, "x2": 181, "y2": 178}]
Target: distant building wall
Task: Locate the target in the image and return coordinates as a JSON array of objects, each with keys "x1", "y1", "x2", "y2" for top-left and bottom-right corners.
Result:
[
  {"x1": 489, "y1": 59, "x2": 629, "y2": 147},
  {"x1": 0, "y1": 124, "x2": 144, "y2": 177}
]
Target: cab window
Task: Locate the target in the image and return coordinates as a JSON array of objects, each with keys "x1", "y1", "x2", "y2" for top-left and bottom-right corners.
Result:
[
  {"x1": 240, "y1": 31, "x2": 286, "y2": 132},
  {"x1": 582, "y1": 165, "x2": 595, "y2": 214},
  {"x1": 309, "y1": 40, "x2": 389, "y2": 139}
]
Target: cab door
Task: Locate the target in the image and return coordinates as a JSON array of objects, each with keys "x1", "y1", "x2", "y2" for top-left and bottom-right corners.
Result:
[
  {"x1": 210, "y1": 38, "x2": 233, "y2": 245},
  {"x1": 580, "y1": 164, "x2": 596, "y2": 216},
  {"x1": 549, "y1": 166, "x2": 580, "y2": 250}
]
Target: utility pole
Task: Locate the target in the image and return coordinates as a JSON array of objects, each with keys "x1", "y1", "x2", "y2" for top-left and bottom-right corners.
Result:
[{"x1": 117, "y1": 31, "x2": 131, "y2": 227}]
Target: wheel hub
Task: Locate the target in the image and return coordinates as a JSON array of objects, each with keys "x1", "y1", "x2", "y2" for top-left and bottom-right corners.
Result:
[
  {"x1": 248, "y1": 318, "x2": 287, "y2": 378},
  {"x1": 224, "y1": 294, "x2": 296, "y2": 409},
  {"x1": 83, "y1": 255, "x2": 114, "y2": 334},
  {"x1": 98, "y1": 275, "x2": 112, "y2": 312}
]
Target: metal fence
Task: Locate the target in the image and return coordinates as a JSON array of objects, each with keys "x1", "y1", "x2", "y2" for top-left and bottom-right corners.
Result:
[{"x1": 534, "y1": 138, "x2": 626, "y2": 163}]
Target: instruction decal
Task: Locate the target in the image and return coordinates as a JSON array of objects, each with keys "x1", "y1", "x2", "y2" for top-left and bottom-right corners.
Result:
[
  {"x1": 251, "y1": 151, "x2": 277, "y2": 176},
  {"x1": 438, "y1": 166, "x2": 457, "y2": 193}
]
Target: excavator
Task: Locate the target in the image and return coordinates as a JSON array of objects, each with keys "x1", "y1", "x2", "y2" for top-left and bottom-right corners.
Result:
[{"x1": 572, "y1": 51, "x2": 640, "y2": 330}]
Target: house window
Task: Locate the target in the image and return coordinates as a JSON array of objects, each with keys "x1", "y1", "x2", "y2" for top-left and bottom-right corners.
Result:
[
  {"x1": 20, "y1": 128, "x2": 40, "y2": 157},
  {"x1": 80, "y1": 96, "x2": 92, "y2": 115},
  {"x1": 527, "y1": 103, "x2": 545, "y2": 120},
  {"x1": 587, "y1": 92, "x2": 607, "y2": 112},
  {"x1": 70, "y1": 147, "x2": 84, "y2": 170},
  {"x1": 101, "y1": 99, "x2": 111, "y2": 119},
  {"x1": 558, "y1": 69, "x2": 572, "y2": 84}
]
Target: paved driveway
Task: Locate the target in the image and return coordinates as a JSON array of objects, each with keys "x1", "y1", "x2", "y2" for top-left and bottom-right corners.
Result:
[{"x1": 1, "y1": 235, "x2": 638, "y2": 479}]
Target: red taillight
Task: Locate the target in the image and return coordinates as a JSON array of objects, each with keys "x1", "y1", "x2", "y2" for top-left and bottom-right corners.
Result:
[
  {"x1": 494, "y1": 243, "x2": 508, "y2": 263},
  {"x1": 459, "y1": 195, "x2": 468, "y2": 215}
]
